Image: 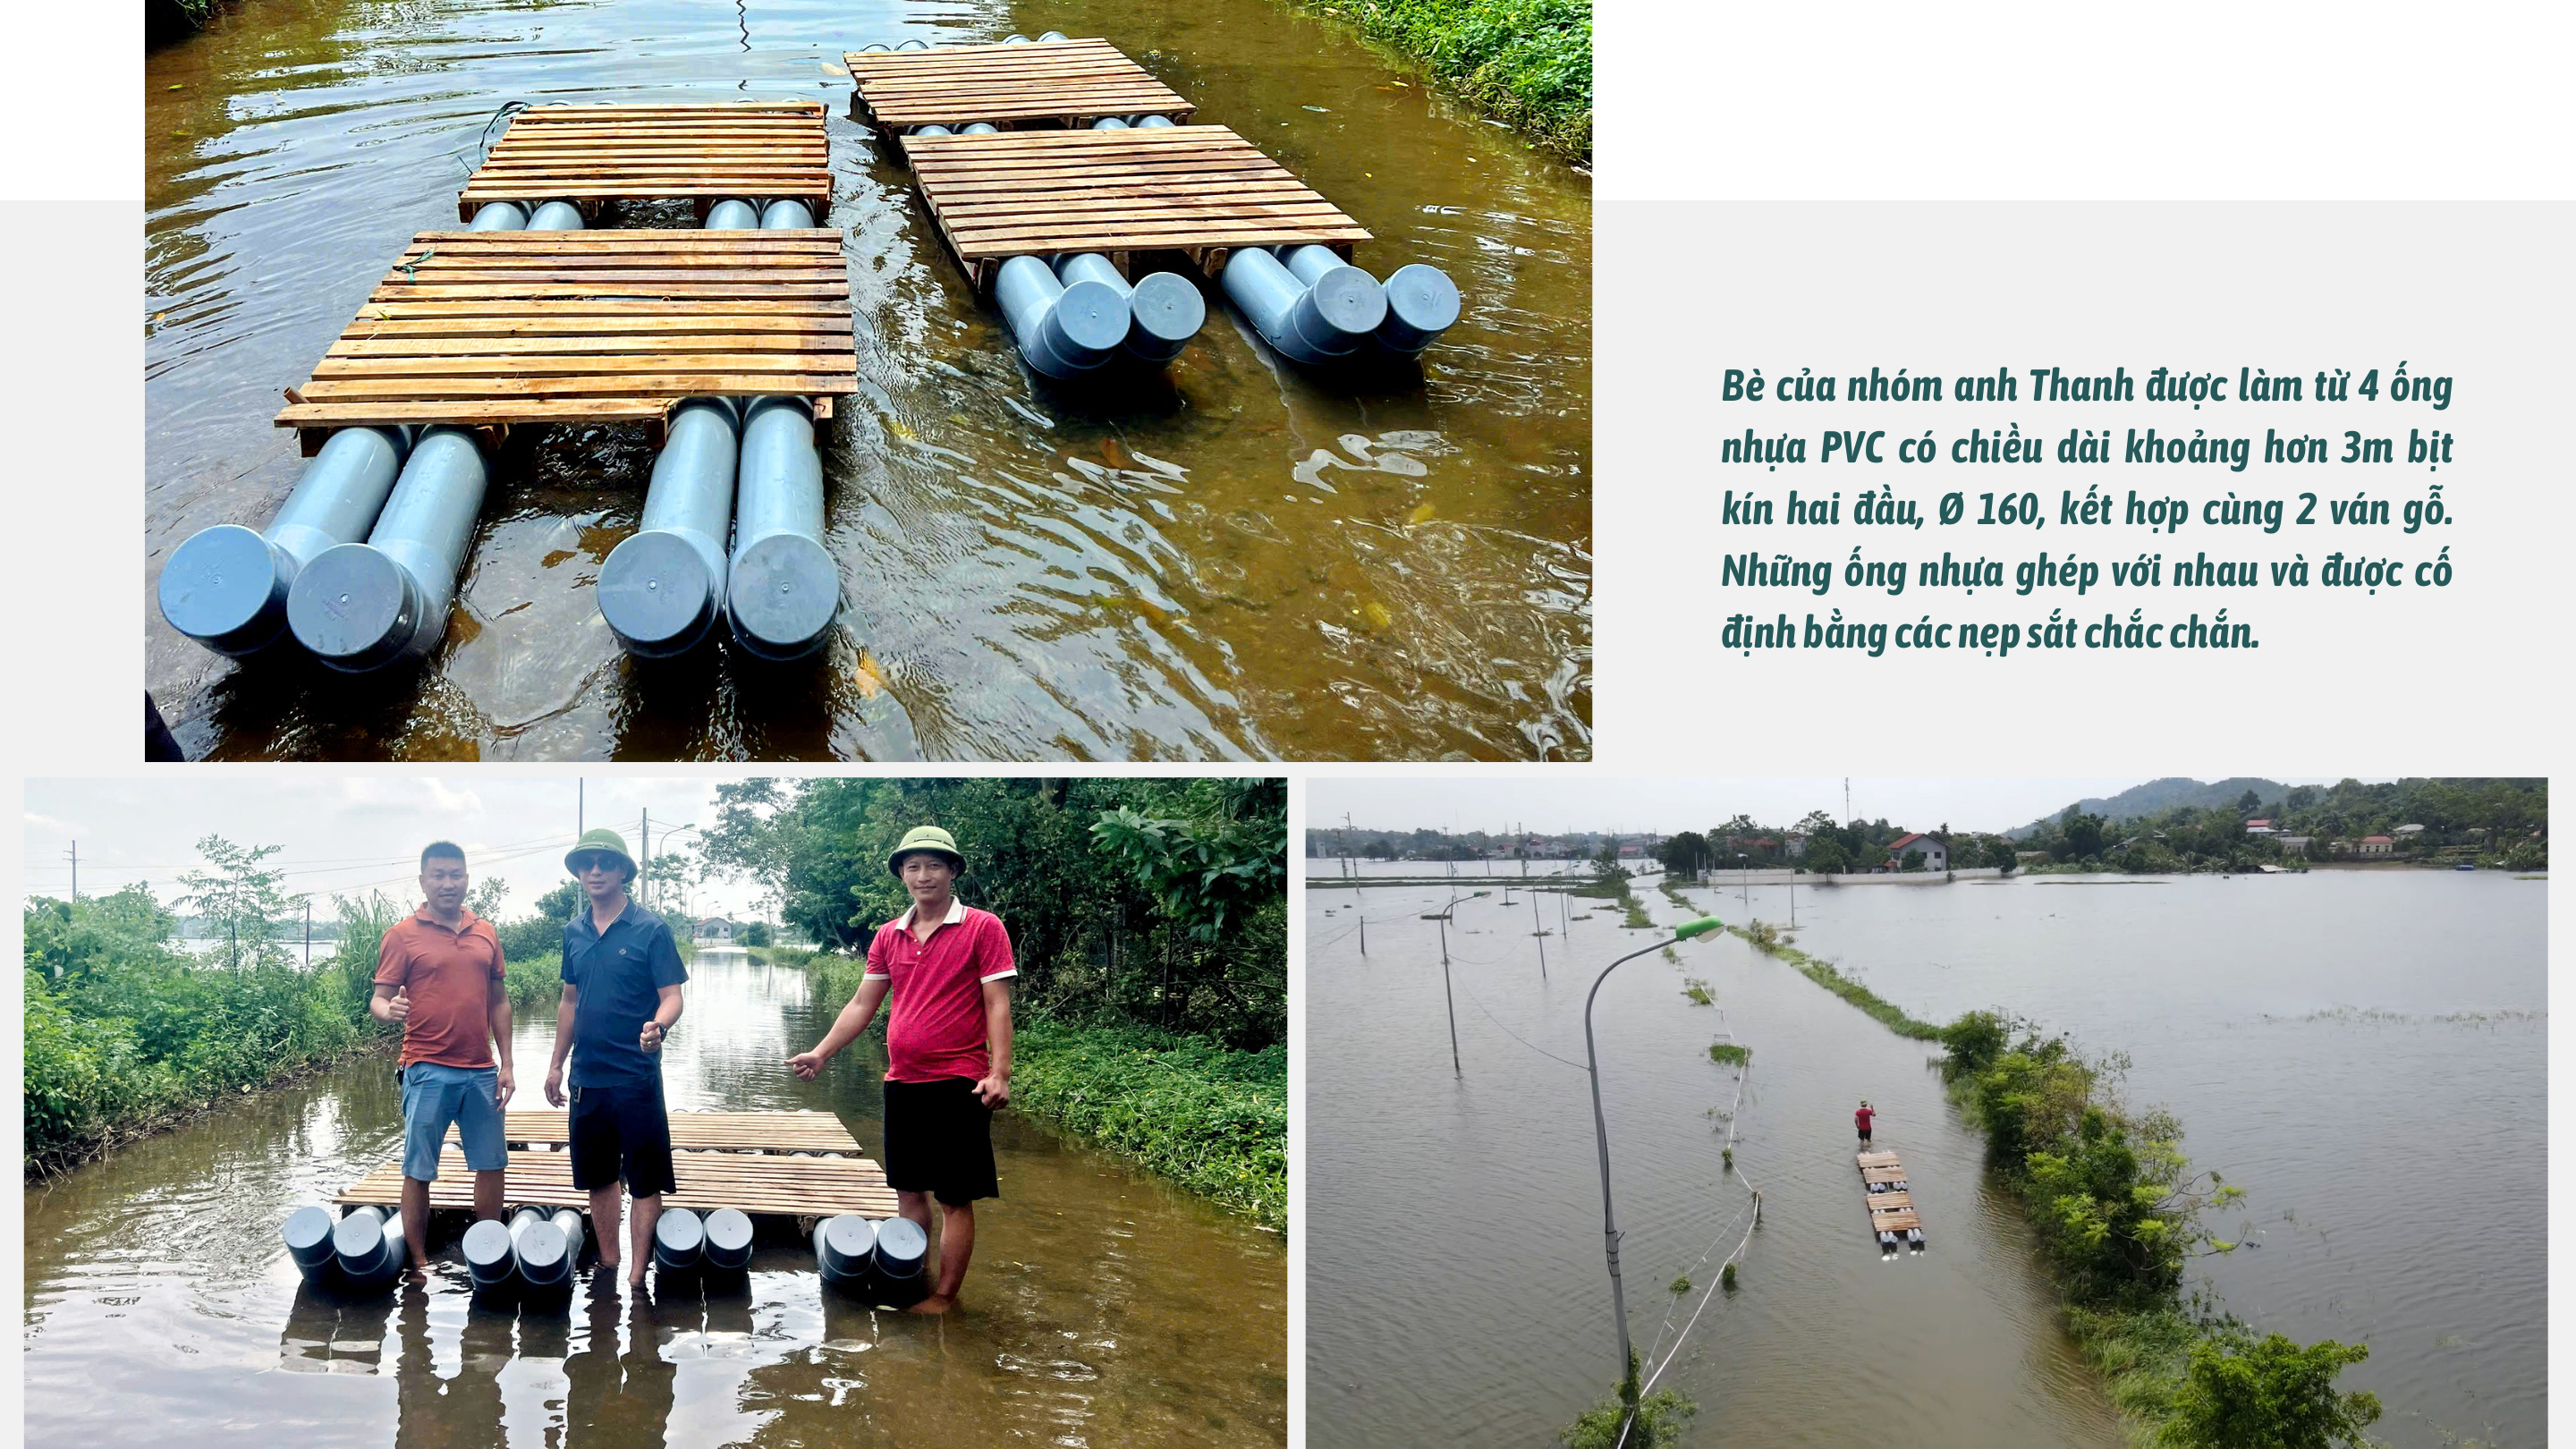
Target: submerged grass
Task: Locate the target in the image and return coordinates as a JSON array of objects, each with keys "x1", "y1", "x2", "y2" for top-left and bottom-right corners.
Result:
[
  {"x1": 1706, "y1": 1041, "x2": 1750, "y2": 1066},
  {"x1": 1726, "y1": 921, "x2": 1942, "y2": 1040},
  {"x1": 1284, "y1": 0, "x2": 1591, "y2": 162}
]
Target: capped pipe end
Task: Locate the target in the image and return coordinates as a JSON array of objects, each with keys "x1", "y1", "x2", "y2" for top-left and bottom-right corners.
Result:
[
  {"x1": 727, "y1": 533, "x2": 839, "y2": 661},
  {"x1": 704, "y1": 1208, "x2": 755, "y2": 1269},
  {"x1": 1377, "y1": 263, "x2": 1462, "y2": 354},
  {"x1": 162, "y1": 524, "x2": 296, "y2": 657},
  {"x1": 463, "y1": 1219, "x2": 517, "y2": 1287},
  {"x1": 761, "y1": 199, "x2": 817, "y2": 229},
  {"x1": 515, "y1": 1219, "x2": 568, "y2": 1280},
  {"x1": 1303, "y1": 265, "x2": 1388, "y2": 340},
  {"x1": 332, "y1": 1208, "x2": 386, "y2": 1266},
  {"x1": 872, "y1": 1215, "x2": 928, "y2": 1276},
  {"x1": 655, "y1": 1207, "x2": 707, "y2": 1267},
  {"x1": 1050, "y1": 277, "x2": 1131, "y2": 358},
  {"x1": 599, "y1": 530, "x2": 721, "y2": 657},
  {"x1": 287, "y1": 543, "x2": 424, "y2": 673},
  {"x1": 283, "y1": 1206, "x2": 339, "y2": 1273},
  {"x1": 1125, "y1": 271, "x2": 1206, "y2": 359},
  {"x1": 817, "y1": 1213, "x2": 876, "y2": 1281}
]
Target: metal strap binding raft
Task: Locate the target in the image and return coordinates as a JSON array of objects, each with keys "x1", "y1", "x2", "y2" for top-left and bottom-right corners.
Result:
[
  {"x1": 846, "y1": 36, "x2": 1192, "y2": 137},
  {"x1": 459, "y1": 103, "x2": 833, "y2": 223},
  {"x1": 1858, "y1": 1149, "x2": 1927, "y2": 1253}
]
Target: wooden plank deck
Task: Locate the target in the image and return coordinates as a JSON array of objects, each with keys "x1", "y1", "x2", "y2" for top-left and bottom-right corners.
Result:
[
  {"x1": 335, "y1": 1146, "x2": 899, "y2": 1217},
  {"x1": 902, "y1": 124, "x2": 1370, "y2": 292},
  {"x1": 459, "y1": 103, "x2": 832, "y2": 222},
  {"x1": 275, "y1": 230, "x2": 853, "y2": 447},
  {"x1": 846, "y1": 37, "x2": 1191, "y2": 135},
  {"x1": 1858, "y1": 1150, "x2": 1923, "y2": 1237},
  {"x1": 444, "y1": 1108, "x2": 863, "y2": 1156}
]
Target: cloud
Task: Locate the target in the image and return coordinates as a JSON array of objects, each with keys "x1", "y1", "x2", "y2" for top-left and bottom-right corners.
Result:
[{"x1": 23, "y1": 811, "x2": 87, "y2": 837}]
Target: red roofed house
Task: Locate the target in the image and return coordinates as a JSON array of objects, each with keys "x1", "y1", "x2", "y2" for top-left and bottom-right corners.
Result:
[
  {"x1": 2243, "y1": 818, "x2": 2277, "y2": 836},
  {"x1": 1885, "y1": 832, "x2": 1947, "y2": 871},
  {"x1": 2358, "y1": 835, "x2": 2395, "y2": 856}
]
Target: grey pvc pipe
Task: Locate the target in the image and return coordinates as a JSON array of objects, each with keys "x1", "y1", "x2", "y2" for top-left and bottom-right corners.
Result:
[
  {"x1": 871, "y1": 1215, "x2": 928, "y2": 1305},
  {"x1": 859, "y1": 42, "x2": 889, "y2": 53},
  {"x1": 287, "y1": 424, "x2": 488, "y2": 671},
  {"x1": 551, "y1": 1208, "x2": 587, "y2": 1268},
  {"x1": 333, "y1": 1205, "x2": 409, "y2": 1292},
  {"x1": 160, "y1": 424, "x2": 413, "y2": 656},
  {"x1": 704, "y1": 1208, "x2": 755, "y2": 1271},
  {"x1": 654, "y1": 1207, "x2": 707, "y2": 1270},
  {"x1": 815, "y1": 1214, "x2": 874, "y2": 1284},
  {"x1": 1055, "y1": 252, "x2": 1205, "y2": 365},
  {"x1": 510, "y1": 1205, "x2": 571, "y2": 1288},
  {"x1": 995, "y1": 253, "x2": 1129, "y2": 378},
  {"x1": 705, "y1": 198, "x2": 760, "y2": 230},
  {"x1": 463, "y1": 1218, "x2": 516, "y2": 1292},
  {"x1": 1221, "y1": 245, "x2": 1385, "y2": 364},
  {"x1": 283, "y1": 1206, "x2": 338, "y2": 1282},
  {"x1": 727, "y1": 396, "x2": 837, "y2": 659},
  {"x1": 1038, "y1": 30, "x2": 1070, "y2": 41},
  {"x1": 762, "y1": 199, "x2": 815, "y2": 228},
  {"x1": 1131, "y1": 114, "x2": 1175, "y2": 128},
  {"x1": 894, "y1": 38, "x2": 928, "y2": 51},
  {"x1": 911, "y1": 123, "x2": 953, "y2": 138},
  {"x1": 961, "y1": 123, "x2": 998, "y2": 135},
  {"x1": 469, "y1": 200, "x2": 530, "y2": 231},
  {"x1": 1090, "y1": 115, "x2": 1129, "y2": 131},
  {"x1": 1002, "y1": 33, "x2": 1030, "y2": 44},
  {"x1": 598, "y1": 398, "x2": 738, "y2": 657},
  {"x1": 1279, "y1": 244, "x2": 1461, "y2": 356}
]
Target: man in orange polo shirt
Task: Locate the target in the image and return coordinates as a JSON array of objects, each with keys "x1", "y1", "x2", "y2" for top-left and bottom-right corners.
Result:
[{"x1": 372, "y1": 841, "x2": 514, "y2": 1276}]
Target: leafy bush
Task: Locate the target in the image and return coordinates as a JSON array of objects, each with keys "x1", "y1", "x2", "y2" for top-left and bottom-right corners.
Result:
[
  {"x1": 2160, "y1": 1331, "x2": 2380, "y2": 1449},
  {"x1": 1010, "y1": 1019, "x2": 1286, "y2": 1227}
]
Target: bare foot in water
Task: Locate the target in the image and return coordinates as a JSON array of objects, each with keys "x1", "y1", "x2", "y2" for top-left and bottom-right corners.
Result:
[
  {"x1": 905, "y1": 1295, "x2": 953, "y2": 1316},
  {"x1": 627, "y1": 1263, "x2": 649, "y2": 1289}
]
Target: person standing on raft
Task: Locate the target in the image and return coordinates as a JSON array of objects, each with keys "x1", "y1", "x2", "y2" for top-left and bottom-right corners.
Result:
[
  {"x1": 1855, "y1": 1099, "x2": 1877, "y2": 1145},
  {"x1": 544, "y1": 828, "x2": 687, "y2": 1289},
  {"x1": 372, "y1": 841, "x2": 514, "y2": 1280},
  {"x1": 788, "y1": 824, "x2": 1016, "y2": 1316}
]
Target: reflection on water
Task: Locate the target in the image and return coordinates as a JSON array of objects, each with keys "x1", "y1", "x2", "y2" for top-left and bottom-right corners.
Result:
[
  {"x1": 143, "y1": 0, "x2": 1591, "y2": 761},
  {"x1": 24, "y1": 954, "x2": 1284, "y2": 1448},
  {"x1": 1308, "y1": 867, "x2": 2543, "y2": 1448}
]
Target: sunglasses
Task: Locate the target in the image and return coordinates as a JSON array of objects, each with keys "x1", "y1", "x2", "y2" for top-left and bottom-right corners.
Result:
[{"x1": 571, "y1": 853, "x2": 620, "y2": 874}]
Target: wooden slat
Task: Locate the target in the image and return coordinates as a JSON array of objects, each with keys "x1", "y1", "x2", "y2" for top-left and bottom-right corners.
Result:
[
  {"x1": 845, "y1": 38, "x2": 1191, "y2": 130},
  {"x1": 335, "y1": 1146, "x2": 897, "y2": 1217},
  {"x1": 276, "y1": 229, "x2": 857, "y2": 431},
  {"x1": 903, "y1": 124, "x2": 1368, "y2": 286},
  {"x1": 448, "y1": 1108, "x2": 865, "y2": 1155},
  {"x1": 460, "y1": 103, "x2": 832, "y2": 220}
]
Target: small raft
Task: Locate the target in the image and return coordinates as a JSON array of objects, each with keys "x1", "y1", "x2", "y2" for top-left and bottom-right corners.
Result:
[{"x1": 1858, "y1": 1149, "x2": 1926, "y2": 1254}]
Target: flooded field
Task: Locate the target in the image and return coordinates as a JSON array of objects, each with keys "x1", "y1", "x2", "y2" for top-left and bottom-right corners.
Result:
[
  {"x1": 24, "y1": 952, "x2": 1285, "y2": 1447},
  {"x1": 1305, "y1": 864, "x2": 2542, "y2": 1446},
  {"x1": 144, "y1": 0, "x2": 1590, "y2": 760}
]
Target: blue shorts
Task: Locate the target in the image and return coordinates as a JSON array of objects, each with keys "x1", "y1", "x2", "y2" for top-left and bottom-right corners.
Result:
[{"x1": 401, "y1": 1062, "x2": 506, "y2": 1181}]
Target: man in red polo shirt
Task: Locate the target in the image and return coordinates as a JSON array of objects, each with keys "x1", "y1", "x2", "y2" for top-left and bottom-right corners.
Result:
[
  {"x1": 372, "y1": 841, "x2": 514, "y2": 1275},
  {"x1": 787, "y1": 825, "x2": 1014, "y2": 1315}
]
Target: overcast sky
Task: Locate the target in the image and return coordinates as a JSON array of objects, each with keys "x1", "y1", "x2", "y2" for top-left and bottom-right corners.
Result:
[
  {"x1": 22, "y1": 777, "x2": 767, "y2": 923},
  {"x1": 1306, "y1": 776, "x2": 2375, "y2": 837}
]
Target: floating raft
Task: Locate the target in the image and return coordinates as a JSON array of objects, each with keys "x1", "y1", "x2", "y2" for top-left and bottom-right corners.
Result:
[
  {"x1": 458, "y1": 103, "x2": 833, "y2": 223},
  {"x1": 845, "y1": 36, "x2": 1192, "y2": 137},
  {"x1": 902, "y1": 124, "x2": 1370, "y2": 292},
  {"x1": 1857, "y1": 1149, "x2": 1926, "y2": 1251},
  {"x1": 337, "y1": 1110, "x2": 897, "y2": 1218},
  {"x1": 274, "y1": 230, "x2": 855, "y2": 451}
]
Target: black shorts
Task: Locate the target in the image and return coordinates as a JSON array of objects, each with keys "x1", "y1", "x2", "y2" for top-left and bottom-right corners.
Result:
[
  {"x1": 570, "y1": 1077, "x2": 676, "y2": 1199},
  {"x1": 883, "y1": 1076, "x2": 998, "y2": 1208}
]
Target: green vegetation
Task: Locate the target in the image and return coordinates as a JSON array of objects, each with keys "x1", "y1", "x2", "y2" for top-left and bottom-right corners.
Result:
[
  {"x1": 1288, "y1": 0, "x2": 1590, "y2": 162},
  {"x1": 1667, "y1": 1275, "x2": 1690, "y2": 1296},
  {"x1": 1559, "y1": 1352, "x2": 1694, "y2": 1448},
  {"x1": 23, "y1": 848, "x2": 401, "y2": 1175},
  {"x1": 1707, "y1": 1041, "x2": 1749, "y2": 1066},
  {"x1": 1940, "y1": 1011, "x2": 2377, "y2": 1445},
  {"x1": 2021, "y1": 776, "x2": 2544, "y2": 873},
  {"x1": 716, "y1": 777, "x2": 1289, "y2": 1224},
  {"x1": 1681, "y1": 979, "x2": 1712, "y2": 1006},
  {"x1": 1729, "y1": 923, "x2": 1942, "y2": 1040},
  {"x1": 1719, "y1": 1260, "x2": 1737, "y2": 1291}
]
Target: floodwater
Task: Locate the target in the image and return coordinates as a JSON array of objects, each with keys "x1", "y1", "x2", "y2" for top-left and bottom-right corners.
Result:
[
  {"x1": 1306, "y1": 873, "x2": 2124, "y2": 1448},
  {"x1": 142, "y1": 0, "x2": 1591, "y2": 761},
  {"x1": 23, "y1": 951, "x2": 1286, "y2": 1447},
  {"x1": 1747, "y1": 869, "x2": 2546, "y2": 1448},
  {"x1": 1306, "y1": 865, "x2": 2544, "y2": 1447}
]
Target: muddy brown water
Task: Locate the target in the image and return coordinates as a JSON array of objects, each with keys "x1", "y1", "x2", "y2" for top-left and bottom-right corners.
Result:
[
  {"x1": 142, "y1": 0, "x2": 1592, "y2": 760},
  {"x1": 23, "y1": 952, "x2": 1285, "y2": 1447}
]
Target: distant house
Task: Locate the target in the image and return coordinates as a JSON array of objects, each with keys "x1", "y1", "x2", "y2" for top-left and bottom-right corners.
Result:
[
  {"x1": 1618, "y1": 845, "x2": 1642, "y2": 858},
  {"x1": 2394, "y1": 823, "x2": 2427, "y2": 837},
  {"x1": 2276, "y1": 836, "x2": 2313, "y2": 852},
  {"x1": 2243, "y1": 819, "x2": 2277, "y2": 836},
  {"x1": 2358, "y1": 835, "x2": 2395, "y2": 856},
  {"x1": 1784, "y1": 833, "x2": 1809, "y2": 859},
  {"x1": 694, "y1": 916, "x2": 735, "y2": 942},
  {"x1": 1885, "y1": 832, "x2": 1947, "y2": 871}
]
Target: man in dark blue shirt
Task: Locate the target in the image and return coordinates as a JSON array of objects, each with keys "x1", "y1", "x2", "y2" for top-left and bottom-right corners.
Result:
[{"x1": 543, "y1": 828, "x2": 688, "y2": 1288}]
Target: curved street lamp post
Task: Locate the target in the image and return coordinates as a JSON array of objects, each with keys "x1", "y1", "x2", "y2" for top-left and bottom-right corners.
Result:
[{"x1": 1582, "y1": 914, "x2": 1726, "y2": 1383}]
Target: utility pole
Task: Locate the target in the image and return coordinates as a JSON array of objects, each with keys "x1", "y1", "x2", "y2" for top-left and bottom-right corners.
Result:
[
  {"x1": 67, "y1": 842, "x2": 76, "y2": 907},
  {"x1": 1531, "y1": 883, "x2": 1546, "y2": 979},
  {"x1": 1437, "y1": 906, "x2": 1460, "y2": 1077},
  {"x1": 304, "y1": 900, "x2": 312, "y2": 969},
  {"x1": 1845, "y1": 778, "x2": 1853, "y2": 826}
]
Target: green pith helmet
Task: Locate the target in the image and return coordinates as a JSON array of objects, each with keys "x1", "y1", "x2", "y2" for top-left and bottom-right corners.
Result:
[
  {"x1": 886, "y1": 825, "x2": 966, "y2": 878},
  {"x1": 566, "y1": 828, "x2": 638, "y2": 882}
]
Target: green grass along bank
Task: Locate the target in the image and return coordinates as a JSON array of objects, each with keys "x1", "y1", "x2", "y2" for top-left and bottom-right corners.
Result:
[
  {"x1": 1284, "y1": 0, "x2": 1591, "y2": 162},
  {"x1": 796, "y1": 952, "x2": 1285, "y2": 1230}
]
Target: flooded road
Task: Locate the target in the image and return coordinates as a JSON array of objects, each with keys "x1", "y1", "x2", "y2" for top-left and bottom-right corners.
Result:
[
  {"x1": 1307, "y1": 863, "x2": 2543, "y2": 1446},
  {"x1": 24, "y1": 952, "x2": 1285, "y2": 1447},
  {"x1": 1306, "y1": 874, "x2": 2123, "y2": 1447},
  {"x1": 142, "y1": 0, "x2": 1591, "y2": 761}
]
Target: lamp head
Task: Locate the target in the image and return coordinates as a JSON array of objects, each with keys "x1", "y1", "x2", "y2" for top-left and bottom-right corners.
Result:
[{"x1": 1674, "y1": 917, "x2": 1724, "y2": 941}]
